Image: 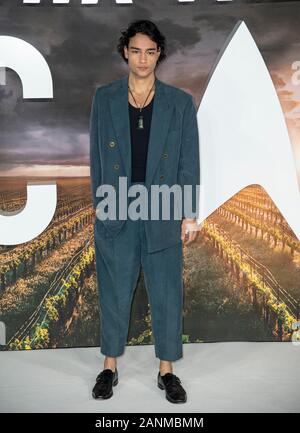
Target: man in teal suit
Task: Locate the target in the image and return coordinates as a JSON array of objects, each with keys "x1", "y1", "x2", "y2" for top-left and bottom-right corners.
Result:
[{"x1": 90, "y1": 20, "x2": 200, "y2": 403}]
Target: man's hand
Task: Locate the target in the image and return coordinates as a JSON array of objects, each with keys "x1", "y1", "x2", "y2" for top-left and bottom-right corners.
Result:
[{"x1": 181, "y1": 218, "x2": 200, "y2": 245}]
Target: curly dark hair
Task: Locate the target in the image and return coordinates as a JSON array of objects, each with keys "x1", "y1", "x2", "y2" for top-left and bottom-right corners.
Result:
[{"x1": 117, "y1": 19, "x2": 167, "y2": 66}]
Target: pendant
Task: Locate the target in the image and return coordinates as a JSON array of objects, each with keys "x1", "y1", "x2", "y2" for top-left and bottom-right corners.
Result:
[{"x1": 138, "y1": 114, "x2": 144, "y2": 129}]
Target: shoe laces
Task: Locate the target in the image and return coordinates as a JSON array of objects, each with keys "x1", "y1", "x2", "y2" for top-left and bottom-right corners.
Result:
[
  {"x1": 161, "y1": 373, "x2": 182, "y2": 390},
  {"x1": 96, "y1": 369, "x2": 114, "y2": 384}
]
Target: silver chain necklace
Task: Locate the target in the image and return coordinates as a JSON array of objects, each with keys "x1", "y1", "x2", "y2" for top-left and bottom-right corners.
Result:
[{"x1": 128, "y1": 78, "x2": 156, "y2": 129}]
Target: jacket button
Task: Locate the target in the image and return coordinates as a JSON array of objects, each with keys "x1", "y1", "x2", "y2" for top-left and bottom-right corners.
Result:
[
  {"x1": 162, "y1": 153, "x2": 168, "y2": 159},
  {"x1": 108, "y1": 140, "x2": 116, "y2": 148},
  {"x1": 113, "y1": 164, "x2": 119, "y2": 170},
  {"x1": 159, "y1": 175, "x2": 165, "y2": 181}
]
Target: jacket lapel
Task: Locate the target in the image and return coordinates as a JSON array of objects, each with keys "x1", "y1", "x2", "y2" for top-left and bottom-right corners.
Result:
[{"x1": 108, "y1": 74, "x2": 173, "y2": 188}]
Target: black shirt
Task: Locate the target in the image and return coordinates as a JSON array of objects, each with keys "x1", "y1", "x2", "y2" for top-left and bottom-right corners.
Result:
[{"x1": 129, "y1": 95, "x2": 154, "y2": 182}]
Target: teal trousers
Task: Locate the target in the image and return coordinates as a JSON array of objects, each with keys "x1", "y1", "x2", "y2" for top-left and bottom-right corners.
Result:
[{"x1": 93, "y1": 182, "x2": 184, "y2": 361}]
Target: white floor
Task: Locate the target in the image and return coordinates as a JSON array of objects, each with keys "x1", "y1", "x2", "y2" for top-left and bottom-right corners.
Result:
[{"x1": 0, "y1": 342, "x2": 299, "y2": 413}]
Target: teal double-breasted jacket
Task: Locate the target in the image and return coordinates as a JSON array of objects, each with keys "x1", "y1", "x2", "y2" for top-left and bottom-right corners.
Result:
[{"x1": 89, "y1": 74, "x2": 200, "y2": 253}]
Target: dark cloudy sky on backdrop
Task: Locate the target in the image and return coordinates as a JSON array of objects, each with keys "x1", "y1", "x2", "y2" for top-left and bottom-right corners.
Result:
[{"x1": 0, "y1": 0, "x2": 299, "y2": 178}]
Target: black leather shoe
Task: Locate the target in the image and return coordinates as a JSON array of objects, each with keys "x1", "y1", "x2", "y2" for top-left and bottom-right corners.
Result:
[
  {"x1": 157, "y1": 372, "x2": 187, "y2": 403},
  {"x1": 92, "y1": 368, "x2": 118, "y2": 399}
]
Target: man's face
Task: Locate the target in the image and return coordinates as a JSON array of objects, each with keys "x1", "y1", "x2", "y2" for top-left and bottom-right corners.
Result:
[{"x1": 124, "y1": 33, "x2": 161, "y2": 78}]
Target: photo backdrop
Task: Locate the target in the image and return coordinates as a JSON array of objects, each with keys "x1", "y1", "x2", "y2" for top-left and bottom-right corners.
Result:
[{"x1": 0, "y1": 0, "x2": 299, "y2": 351}]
